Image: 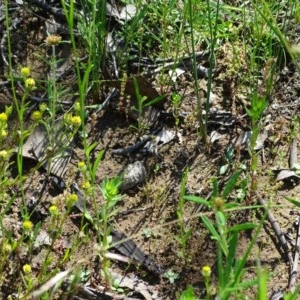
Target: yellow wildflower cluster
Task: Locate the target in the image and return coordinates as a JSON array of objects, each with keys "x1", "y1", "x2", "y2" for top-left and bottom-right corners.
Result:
[
  {"x1": 64, "y1": 113, "x2": 82, "y2": 127},
  {"x1": 0, "y1": 106, "x2": 11, "y2": 143},
  {"x1": 20, "y1": 66, "x2": 35, "y2": 90}
]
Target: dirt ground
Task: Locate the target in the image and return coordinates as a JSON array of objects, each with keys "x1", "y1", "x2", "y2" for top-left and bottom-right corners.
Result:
[{"x1": 1, "y1": 1, "x2": 300, "y2": 299}]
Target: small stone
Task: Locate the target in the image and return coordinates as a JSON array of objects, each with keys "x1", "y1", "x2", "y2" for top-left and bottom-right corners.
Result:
[{"x1": 120, "y1": 161, "x2": 147, "y2": 191}]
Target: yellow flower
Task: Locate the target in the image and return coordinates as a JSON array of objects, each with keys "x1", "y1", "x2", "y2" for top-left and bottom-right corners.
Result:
[
  {"x1": 23, "y1": 220, "x2": 33, "y2": 231},
  {"x1": 0, "y1": 112, "x2": 8, "y2": 123},
  {"x1": 25, "y1": 78, "x2": 35, "y2": 90},
  {"x1": 66, "y1": 194, "x2": 78, "y2": 207},
  {"x1": 23, "y1": 264, "x2": 32, "y2": 274},
  {"x1": 21, "y1": 67, "x2": 31, "y2": 77},
  {"x1": 45, "y1": 34, "x2": 62, "y2": 46},
  {"x1": 0, "y1": 150, "x2": 8, "y2": 159},
  {"x1": 31, "y1": 111, "x2": 42, "y2": 121},
  {"x1": 82, "y1": 181, "x2": 91, "y2": 190},
  {"x1": 78, "y1": 161, "x2": 86, "y2": 168},
  {"x1": 1, "y1": 130, "x2": 7, "y2": 138},
  {"x1": 49, "y1": 205, "x2": 59, "y2": 216},
  {"x1": 70, "y1": 116, "x2": 81, "y2": 127},
  {"x1": 202, "y1": 266, "x2": 211, "y2": 278}
]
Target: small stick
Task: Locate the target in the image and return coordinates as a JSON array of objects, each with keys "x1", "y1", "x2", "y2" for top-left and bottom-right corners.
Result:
[
  {"x1": 289, "y1": 216, "x2": 300, "y2": 292},
  {"x1": 257, "y1": 196, "x2": 294, "y2": 267},
  {"x1": 111, "y1": 135, "x2": 153, "y2": 156}
]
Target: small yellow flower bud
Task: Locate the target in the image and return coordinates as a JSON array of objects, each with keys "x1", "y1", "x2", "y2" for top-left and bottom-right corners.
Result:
[
  {"x1": 78, "y1": 161, "x2": 86, "y2": 168},
  {"x1": 25, "y1": 78, "x2": 35, "y2": 90},
  {"x1": 1, "y1": 130, "x2": 7, "y2": 138},
  {"x1": 3, "y1": 242, "x2": 12, "y2": 254},
  {"x1": 82, "y1": 181, "x2": 90, "y2": 190},
  {"x1": 49, "y1": 205, "x2": 59, "y2": 216},
  {"x1": 23, "y1": 220, "x2": 33, "y2": 231},
  {"x1": 23, "y1": 264, "x2": 32, "y2": 274},
  {"x1": 0, "y1": 112, "x2": 8, "y2": 123},
  {"x1": 74, "y1": 102, "x2": 81, "y2": 113},
  {"x1": 70, "y1": 116, "x2": 81, "y2": 127},
  {"x1": 202, "y1": 266, "x2": 211, "y2": 278},
  {"x1": 66, "y1": 194, "x2": 78, "y2": 207},
  {"x1": 213, "y1": 197, "x2": 225, "y2": 211},
  {"x1": 39, "y1": 103, "x2": 48, "y2": 113},
  {"x1": 45, "y1": 34, "x2": 62, "y2": 46},
  {"x1": 0, "y1": 150, "x2": 8, "y2": 159},
  {"x1": 21, "y1": 67, "x2": 31, "y2": 77},
  {"x1": 64, "y1": 113, "x2": 72, "y2": 126},
  {"x1": 31, "y1": 110, "x2": 42, "y2": 121}
]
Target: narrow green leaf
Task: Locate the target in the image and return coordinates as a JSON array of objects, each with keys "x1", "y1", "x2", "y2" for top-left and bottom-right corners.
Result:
[
  {"x1": 222, "y1": 169, "x2": 242, "y2": 199},
  {"x1": 201, "y1": 215, "x2": 220, "y2": 241},
  {"x1": 285, "y1": 197, "x2": 300, "y2": 209},
  {"x1": 92, "y1": 149, "x2": 105, "y2": 179},
  {"x1": 227, "y1": 223, "x2": 256, "y2": 233},
  {"x1": 184, "y1": 195, "x2": 210, "y2": 207},
  {"x1": 85, "y1": 141, "x2": 98, "y2": 157},
  {"x1": 224, "y1": 231, "x2": 238, "y2": 280}
]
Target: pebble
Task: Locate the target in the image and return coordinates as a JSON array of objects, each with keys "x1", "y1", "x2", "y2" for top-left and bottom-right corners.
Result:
[{"x1": 120, "y1": 161, "x2": 147, "y2": 191}]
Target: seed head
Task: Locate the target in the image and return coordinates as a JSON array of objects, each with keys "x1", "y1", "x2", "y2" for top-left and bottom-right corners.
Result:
[{"x1": 45, "y1": 34, "x2": 62, "y2": 46}]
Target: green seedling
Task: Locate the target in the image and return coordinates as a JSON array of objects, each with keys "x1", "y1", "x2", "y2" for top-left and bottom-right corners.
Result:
[
  {"x1": 130, "y1": 77, "x2": 165, "y2": 135},
  {"x1": 171, "y1": 92, "x2": 183, "y2": 137}
]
